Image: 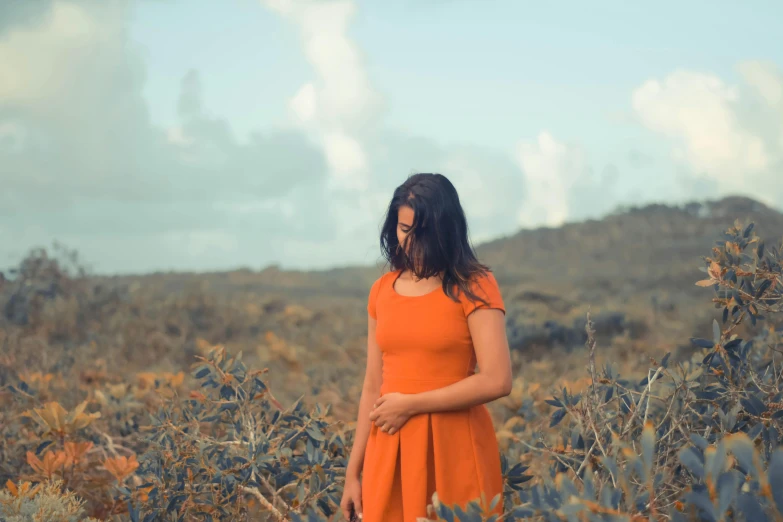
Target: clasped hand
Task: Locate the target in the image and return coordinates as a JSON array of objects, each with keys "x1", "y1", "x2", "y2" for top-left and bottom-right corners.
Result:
[{"x1": 369, "y1": 392, "x2": 414, "y2": 435}]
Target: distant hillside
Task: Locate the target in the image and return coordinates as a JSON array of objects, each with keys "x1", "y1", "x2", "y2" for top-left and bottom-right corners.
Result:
[
  {"x1": 104, "y1": 195, "x2": 782, "y2": 358},
  {"x1": 479, "y1": 195, "x2": 783, "y2": 300},
  {"x1": 4, "y1": 194, "x2": 781, "y2": 416}
]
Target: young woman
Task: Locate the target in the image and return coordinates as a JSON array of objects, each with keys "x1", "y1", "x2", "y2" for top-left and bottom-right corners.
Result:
[{"x1": 340, "y1": 173, "x2": 512, "y2": 521}]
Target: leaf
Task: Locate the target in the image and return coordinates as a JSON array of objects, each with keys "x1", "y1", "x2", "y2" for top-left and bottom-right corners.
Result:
[
  {"x1": 641, "y1": 422, "x2": 655, "y2": 481},
  {"x1": 166, "y1": 494, "x2": 186, "y2": 513},
  {"x1": 549, "y1": 408, "x2": 567, "y2": 428},
  {"x1": 741, "y1": 395, "x2": 766, "y2": 417},
  {"x1": 725, "y1": 433, "x2": 757, "y2": 478},
  {"x1": 306, "y1": 426, "x2": 325, "y2": 442},
  {"x1": 661, "y1": 352, "x2": 671, "y2": 368},
  {"x1": 716, "y1": 471, "x2": 741, "y2": 518},
  {"x1": 713, "y1": 319, "x2": 721, "y2": 344},
  {"x1": 691, "y1": 338, "x2": 714, "y2": 349},
  {"x1": 679, "y1": 446, "x2": 705, "y2": 480},
  {"x1": 756, "y1": 279, "x2": 772, "y2": 298},
  {"x1": 544, "y1": 398, "x2": 563, "y2": 408},
  {"x1": 738, "y1": 492, "x2": 769, "y2": 522},
  {"x1": 684, "y1": 489, "x2": 717, "y2": 522},
  {"x1": 35, "y1": 440, "x2": 54, "y2": 455},
  {"x1": 690, "y1": 433, "x2": 709, "y2": 451},
  {"x1": 768, "y1": 449, "x2": 783, "y2": 515}
]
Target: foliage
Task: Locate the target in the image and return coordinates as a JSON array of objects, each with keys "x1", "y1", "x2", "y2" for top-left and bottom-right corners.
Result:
[
  {"x1": 1, "y1": 218, "x2": 782, "y2": 520},
  {"x1": 0, "y1": 479, "x2": 101, "y2": 522},
  {"x1": 499, "y1": 219, "x2": 783, "y2": 521},
  {"x1": 124, "y1": 345, "x2": 350, "y2": 521}
]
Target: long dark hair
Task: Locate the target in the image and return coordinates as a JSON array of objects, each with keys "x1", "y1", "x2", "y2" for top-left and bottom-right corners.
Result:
[{"x1": 379, "y1": 173, "x2": 492, "y2": 308}]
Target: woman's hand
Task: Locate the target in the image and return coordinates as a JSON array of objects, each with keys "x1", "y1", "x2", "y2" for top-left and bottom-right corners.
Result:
[
  {"x1": 340, "y1": 474, "x2": 363, "y2": 520},
  {"x1": 369, "y1": 392, "x2": 415, "y2": 435}
]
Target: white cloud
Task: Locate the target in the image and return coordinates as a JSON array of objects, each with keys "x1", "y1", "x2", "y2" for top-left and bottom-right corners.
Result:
[
  {"x1": 632, "y1": 63, "x2": 783, "y2": 206},
  {"x1": 515, "y1": 132, "x2": 589, "y2": 227},
  {"x1": 740, "y1": 61, "x2": 783, "y2": 106},
  {"x1": 322, "y1": 131, "x2": 368, "y2": 189},
  {"x1": 0, "y1": 1, "x2": 338, "y2": 274},
  {"x1": 0, "y1": 2, "x2": 98, "y2": 104},
  {"x1": 260, "y1": 0, "x2": 382, "y2": 192},
  {"x1": 290, "y1": 83, "x2": 317, "y2": 123}
]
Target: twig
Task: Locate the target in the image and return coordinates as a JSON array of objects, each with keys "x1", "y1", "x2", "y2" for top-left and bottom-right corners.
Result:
[
  {"x1": 586, "y1": 309, "x2": 599, "y2": 405},
  {"x1": 240, "y1": 486, "x2": 287, "y2": 521},
  {"x1": 576, "y1": 440, "x2": 598, "y2": 476},
  {"x1": 621, "y1": 366, "x2": 664, "y2": 437}
]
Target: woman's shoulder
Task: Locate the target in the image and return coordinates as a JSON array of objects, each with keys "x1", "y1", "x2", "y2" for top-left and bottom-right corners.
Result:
[
  {"x1": 371, "y1": 268, "x2": 397, "y2": 286},
  {"x1": 368, "y1": 269, "x2": 397, "y2": 296},
  {"x1": 458, "y1": 268, "x2": 505, "y2": 315}
]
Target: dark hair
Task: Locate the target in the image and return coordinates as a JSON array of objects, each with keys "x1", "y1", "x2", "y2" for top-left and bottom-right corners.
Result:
[{"x1": 379, "y1": 173, "x2": 491, "y2": 308}]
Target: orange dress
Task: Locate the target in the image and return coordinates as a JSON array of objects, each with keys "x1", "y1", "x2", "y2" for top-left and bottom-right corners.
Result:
[{"x1": 361, "y1": 268, "x2": 506, "y2": 522}]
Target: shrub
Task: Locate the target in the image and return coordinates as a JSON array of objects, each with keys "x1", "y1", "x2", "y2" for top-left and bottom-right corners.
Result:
[
  {"x1": 503, "y1": 219, "x2": 783, "y2": 521},
  {"x1": 3, "y1": 219, "x2": 782, "y2": 521},
  {"x1": 0, "y1": 479, "x2": 101, "y2": 522},
  {"x1": 126, "y1": 346, "x2": 350, "y2": 521}
]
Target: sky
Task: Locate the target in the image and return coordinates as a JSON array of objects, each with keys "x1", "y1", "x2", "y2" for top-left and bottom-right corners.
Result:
[{"x1": 1, "y1": 0, "x2": 782, "y2": 275}]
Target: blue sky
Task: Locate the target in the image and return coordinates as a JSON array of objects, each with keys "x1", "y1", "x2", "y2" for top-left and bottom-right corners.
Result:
[{"x1": 1, "y1": 0, "x2": 782, "y2": 274}]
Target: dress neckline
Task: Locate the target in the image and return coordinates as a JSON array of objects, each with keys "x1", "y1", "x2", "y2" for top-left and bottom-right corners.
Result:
[{"x1": 391, "y1": 269, "x2": 443, "y2": 298}]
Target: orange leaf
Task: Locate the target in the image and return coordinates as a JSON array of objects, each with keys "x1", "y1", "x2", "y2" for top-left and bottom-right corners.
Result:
[
  {"x1": 104, "y1": 454, "x2": 139, "y2": 482},
  {"x1": 707, "y1": 261, "x2": 723, "y2": 280},
  {"x1": 64, "y1": 441, "x2": 94, "y2": 465}
]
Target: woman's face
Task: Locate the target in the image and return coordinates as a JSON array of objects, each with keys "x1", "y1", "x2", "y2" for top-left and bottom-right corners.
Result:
[{"x1": 396, "y1": 205, "x2": 414, "y2": 257}]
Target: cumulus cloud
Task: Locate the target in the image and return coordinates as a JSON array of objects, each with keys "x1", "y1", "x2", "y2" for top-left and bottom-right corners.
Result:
[
  {"x1": 1, "y1": 0, "x2": 660, "y2": 274},
  {"x1": 514, "y1": 132, "x2": 588, "y2": 227},
  {"x1": 260, "y1": 0, "x2": 383, "y2": 192},
  {"x1": 0, "y1": 0, "x2": 334, "y2": 273},
  {"x1": 632, "y1": 63, "x2": 783, "y2": 206}
]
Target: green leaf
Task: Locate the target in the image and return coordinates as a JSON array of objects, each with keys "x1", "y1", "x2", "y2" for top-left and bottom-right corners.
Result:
[
  {"x1": 306, "y1": 426, "x2": 325, "y2": 442},
  {"x1": 716, "y1": 470, "x2": 740, "y2": 517},
  {"x1": 549, "y1": 408, "x2": 567, "y2": 428},
  {"x1": 641, "y1": 422, "x2": 655, "y2": 481},
  {"x1": 713, "y1": 319, "x2": 721, "y2": 344},
  {"x1": 769, "y1": 449, "x2": 783, "y2": 515},
  {"x1": 679, "y1": 447, "x2": 704, "y2": 480},
  {"x1": 737, "y1": 492, "x2": 768, "y2": 522},
  {"x1": 684, "y1": 489, "x2": 717, "y2": 522},
  {"x1": 691, "y1": 338, "x2": 714, "y2": 349},
  {"x1": 725, "y1": 433, "x2": 758, "y2": 478}
]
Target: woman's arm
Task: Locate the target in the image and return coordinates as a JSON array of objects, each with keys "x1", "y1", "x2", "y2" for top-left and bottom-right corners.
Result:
[
  {"x1": 345, "y1": 314, "x2": 383, "y2": 480},
  {"x1": 407, "y1": 308, "x2": 511, "y2": 415}
]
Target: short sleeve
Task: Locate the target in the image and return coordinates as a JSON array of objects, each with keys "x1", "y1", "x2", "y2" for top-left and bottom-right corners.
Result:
[
  {"x1": 461, "y1": 270, "x2": 505, "y2": 317},
  {"x1": 367, "y1": 276, "x2": 382, "y2": 319}
]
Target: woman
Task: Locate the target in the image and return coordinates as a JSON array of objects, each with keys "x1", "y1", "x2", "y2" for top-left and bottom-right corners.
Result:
[{"x1": 340, "y1": 173, "x2": 512, "y2": 521}]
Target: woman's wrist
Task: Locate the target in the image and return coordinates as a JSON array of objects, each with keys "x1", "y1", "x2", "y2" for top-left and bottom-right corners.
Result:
[
  {"x1": 405, "y1": 393, "x2": 421, "y2": 416},
  {"x1": 346, "y1": 465, "x2": 362, "y2": 481}
]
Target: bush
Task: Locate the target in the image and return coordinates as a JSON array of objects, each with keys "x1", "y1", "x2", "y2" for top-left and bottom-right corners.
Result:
[
  {"x1": 2, "y1": 218, "x2": 782, "y2": 521},
  {"x1": 0, "y1": 479, "x2": 101, "y2": 522},
  {"x1": 125, "y1": 346, "x2": 350, "y2": 521},
  {"x1": 504, "y1": 219, "x2": 783, "y2": 521}
]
